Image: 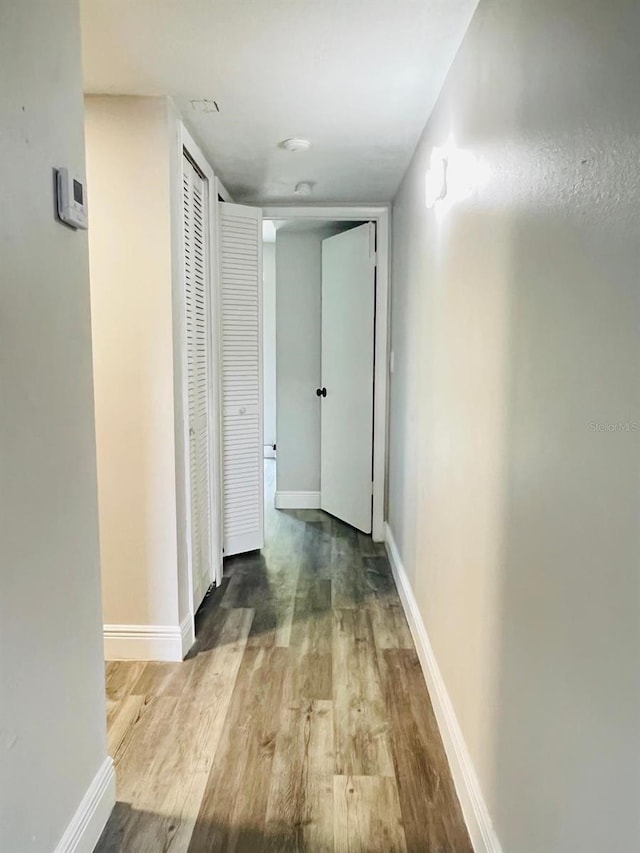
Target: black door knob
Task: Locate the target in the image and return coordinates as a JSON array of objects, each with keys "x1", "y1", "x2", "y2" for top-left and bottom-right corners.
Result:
[{"x1": 316, "y1": 387, "x2": 327, "y2": 397}]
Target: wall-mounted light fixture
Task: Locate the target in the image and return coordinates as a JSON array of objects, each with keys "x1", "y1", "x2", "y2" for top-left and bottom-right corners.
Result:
[
  {"x1": 425, "y1": 137, "x2": 489, "y2": 213},
  {"x1": 425, "y1": 149, "x2": 448, "y2": 208}
]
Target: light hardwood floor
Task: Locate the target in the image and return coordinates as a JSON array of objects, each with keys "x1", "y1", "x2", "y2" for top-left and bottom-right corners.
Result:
[{"x1": 97, "y1": 461, "x2": 471, "y2": 852}]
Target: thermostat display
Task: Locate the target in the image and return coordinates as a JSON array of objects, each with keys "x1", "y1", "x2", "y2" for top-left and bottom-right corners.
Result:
[{"x1": 56, "y1": 167, "x2": 88, "y2": 230}]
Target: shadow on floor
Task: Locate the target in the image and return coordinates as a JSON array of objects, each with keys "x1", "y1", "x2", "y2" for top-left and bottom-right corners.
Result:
[
  {"x1": 187, "y1": 507, "x2": 393, "y2": 658},
  {"x1": 96, "y1": 801, "x2": 320, "y2": 853}
]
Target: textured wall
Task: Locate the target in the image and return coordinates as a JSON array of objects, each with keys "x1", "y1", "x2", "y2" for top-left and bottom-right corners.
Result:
[
  {"x1": 388, "y1": 0, "x2": 640, "y2": 849},
  {"x1": 0, "y1": 2, "x2": 110, "y2": 849}
]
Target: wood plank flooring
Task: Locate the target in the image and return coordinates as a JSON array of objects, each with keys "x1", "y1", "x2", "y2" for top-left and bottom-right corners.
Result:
[{"x1": 96, "y1": 461, "x2": 471, "y2": 852}]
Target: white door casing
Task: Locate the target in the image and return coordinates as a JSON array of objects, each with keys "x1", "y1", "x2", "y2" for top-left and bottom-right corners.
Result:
[
  {"x1": 183, "y1": 153, "x2": 212, "y2": 610},
  {"x1": 260, "y1": 205, "x2": 389, "y2": 543},
  {"x1": 320, "y1": 222, "x2": 376, "y2": 534},
  {"x1": 219, "y1": 202, "x2": 264, "y2": 556}
]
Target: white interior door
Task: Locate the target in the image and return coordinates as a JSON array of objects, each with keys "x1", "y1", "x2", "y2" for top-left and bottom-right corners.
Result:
[
  {"x1": 320, "y1": 223, "x2": 376, "y2": 534},
  {"x1": 219, "y1": 202, "x2": 264, "y2": 556},
  {"x1": 183, "y1": 154, "x2": 212, "y2": 610}
]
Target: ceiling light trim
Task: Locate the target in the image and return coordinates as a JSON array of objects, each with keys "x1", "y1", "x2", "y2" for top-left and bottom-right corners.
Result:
[{"x1": 281, "y1": 137, "x2": 312, "y2": 153}]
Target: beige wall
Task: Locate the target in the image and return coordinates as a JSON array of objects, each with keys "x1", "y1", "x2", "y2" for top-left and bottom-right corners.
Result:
[
  {"x1": 85, "y1": 96, "x2": 181, "y2": 631},
  {"x1": 388, "y1": 0, "x2": 640, "y2": 850},
  {"x1": 0, "y1": 1, "x2": 112, "y2": 849}
]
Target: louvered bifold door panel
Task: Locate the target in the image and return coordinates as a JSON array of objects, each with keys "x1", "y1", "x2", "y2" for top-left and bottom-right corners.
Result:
[
  {"x1": 219, "y1": 202, "x2": 264, "y2": 556},
  {"x1": 183, "y1": 155, "x2": 212, "y2": 610}
]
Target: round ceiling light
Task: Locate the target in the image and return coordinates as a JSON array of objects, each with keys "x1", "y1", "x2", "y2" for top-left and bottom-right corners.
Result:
[{"x1": 282, "y1": 137, "x2": 311, "y2": 153}]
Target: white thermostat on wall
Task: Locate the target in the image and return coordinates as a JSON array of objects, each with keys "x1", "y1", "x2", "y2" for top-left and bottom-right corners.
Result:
[{"x1": 56, "y1": 167, "x2": 88, "y2": 230}]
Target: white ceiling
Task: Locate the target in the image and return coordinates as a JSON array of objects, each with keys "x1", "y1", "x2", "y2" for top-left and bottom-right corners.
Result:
[{"x1": 80, "y1": 0, "x2": 478, "y2": 204}]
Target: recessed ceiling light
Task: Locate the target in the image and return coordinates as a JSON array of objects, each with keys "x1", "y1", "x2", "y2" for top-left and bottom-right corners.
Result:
[
  {"x1": 295, "y1": 181, "x2": 313, "y2": 196},
  {"x1": 282, "y1": 137, "x2": 311, "y2": 153}
]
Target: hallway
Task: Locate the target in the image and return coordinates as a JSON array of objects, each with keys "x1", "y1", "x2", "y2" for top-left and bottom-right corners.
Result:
[{"x1": 97, "y1": 462, "x2": 471, "y2": 852}]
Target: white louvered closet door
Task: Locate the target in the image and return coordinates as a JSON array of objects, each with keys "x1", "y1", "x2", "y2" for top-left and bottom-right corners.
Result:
[
  {"x1": 219, "y1": 202, "x2": 263, "y2": 556},
  {"x1": 183, "y1": 155, "x2": 212, "y2": 609}
]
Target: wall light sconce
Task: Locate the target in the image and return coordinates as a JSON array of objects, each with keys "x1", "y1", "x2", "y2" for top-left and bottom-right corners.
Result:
[
  {"x1": 425, "y1": 149, "x2": 448, "y2": 208},
  {"x1": 425, "y1": 138, "x2": 489, "y2": 213}
]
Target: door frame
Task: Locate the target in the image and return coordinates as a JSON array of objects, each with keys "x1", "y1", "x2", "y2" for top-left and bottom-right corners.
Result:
[
  {"x1": 261, "y1": 205, "x2": 390, "y2": 542},
  {"x1": 172, "y1": 120, "x2": 223, "y2": 652}
]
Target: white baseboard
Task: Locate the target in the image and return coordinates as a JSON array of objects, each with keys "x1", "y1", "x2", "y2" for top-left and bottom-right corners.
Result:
[
  {"x1": 103, "y1": 623, "x2": 183, "y2": 661},
  {"x1": 54, "y1": 757, "x2": 115, "y2": 853},
  {"x1": 274, "y1": 490, "x2": 321, "y2": 510},
  {"x1": 180, "y1": 613, "x2": 195, "y2": 658},
  {"x1": 384, "y1": 523, "x2": 503, "y2": 853}
]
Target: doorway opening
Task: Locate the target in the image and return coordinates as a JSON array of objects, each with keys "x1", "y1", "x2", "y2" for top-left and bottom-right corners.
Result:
[{"x1": 259, "y1": 207, "x2": 390, "y2": 544}]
